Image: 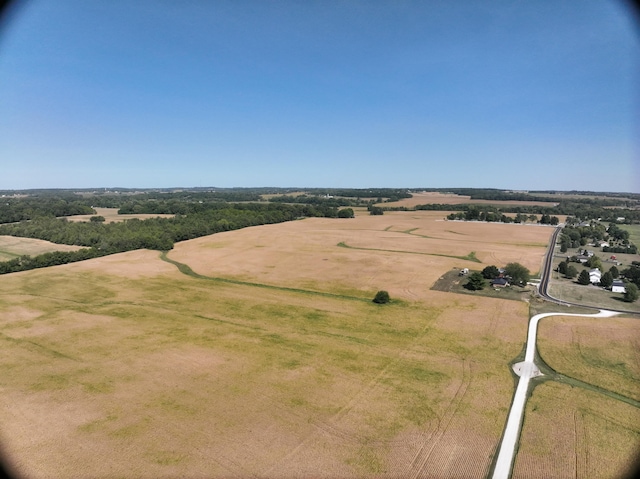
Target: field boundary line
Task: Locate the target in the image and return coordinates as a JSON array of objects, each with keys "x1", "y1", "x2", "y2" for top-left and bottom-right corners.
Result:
[
  {"x1": 159, "y1": 252, "x2": 370, "y2": 302},
  {"x1": 337, "y1": 242, "x2": 481, "y2": 263}
]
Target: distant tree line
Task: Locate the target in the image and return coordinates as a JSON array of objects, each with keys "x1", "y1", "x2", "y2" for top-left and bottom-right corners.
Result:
[
  {"x1": 411, "y1": 202, "x2": 640, "y2": 224},
  {"x1": 0, "y1": 203, "x2": 347, "y2": 275},
  {"x1": 0, "y1": 196, "x2": 94, "y2": 223},
  {"x1": 445, "y1": 207, "x2": 558, "y2": 224}
]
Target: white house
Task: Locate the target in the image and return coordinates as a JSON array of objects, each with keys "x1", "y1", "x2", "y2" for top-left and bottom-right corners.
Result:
[
  {"x1": 589, "y1": 268, "x2": 601, "y2": 284},
  {"x1": 612, "y1": 280, "x2": 626, "y2": 293}
]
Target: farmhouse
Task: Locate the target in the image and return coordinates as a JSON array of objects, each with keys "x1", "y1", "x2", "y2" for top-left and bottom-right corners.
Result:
[
  {"x1": 589, "y1": 268, "x2": 601, "y2": 284},
  {"x1": 575, "y1": 255, "x2": 590, "y2": 264},
  {"x1": 612, "y1": 280, "x2": 626, "y2": 293},
  {"x1": 491, "y1": 277, "x2": 509, "y2": 288}
]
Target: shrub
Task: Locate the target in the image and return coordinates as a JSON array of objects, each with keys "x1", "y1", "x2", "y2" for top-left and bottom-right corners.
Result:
[
  {"x1": 465, "y1": 272, "x2": 486, "y2": 291},
  {"x1": 372, "y1": 290, "x2": 390, "y2": 304}
]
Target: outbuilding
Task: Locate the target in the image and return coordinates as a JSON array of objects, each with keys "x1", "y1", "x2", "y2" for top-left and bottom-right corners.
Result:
[{"x1": 612, "y1": 280, "x2": 626, "y2": 294}]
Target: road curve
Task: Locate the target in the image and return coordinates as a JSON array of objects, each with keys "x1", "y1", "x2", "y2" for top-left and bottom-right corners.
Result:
[{"x1": 491, "y1": 309, "x2": 618, "y2": 479}]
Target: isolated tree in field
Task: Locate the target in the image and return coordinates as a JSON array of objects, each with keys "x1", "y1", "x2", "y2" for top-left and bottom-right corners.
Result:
[
  {"x1": 578, "y1": 269, "x2": 591, "y2": 285},
  {"x1": 565, "y1": 265, "x2": 578, "y2": 279},
  {"x1": 369, "y1": 206, "x2": 384, "y2": 216},
  {"x1": 481, "y1": 265, "x2": 500, "y2": 279},
  {"x1": 624, "y1": 283, "x2": 639, "y2": 303},
  {"x1": 465, "y1": 272, "x2": 486, "y2": 291},
  {"x1": 337, "y1": 208, "x2": 354, "y2": 218},
  {"x1": 609, "y1": 265, "x2": 619, "y2": 278},
  {"x1": 558, "y1": 261, "x2": 568, "y2": 275},
  {"x1": 504, "y1": 262, "x2": 530, "y2": 286},
  {"x1": 600, "y1": 271, "x2": 613, "y2": 289},
  {"x1": 373, "y1": 290, "x2": 390, "y2": 304}
]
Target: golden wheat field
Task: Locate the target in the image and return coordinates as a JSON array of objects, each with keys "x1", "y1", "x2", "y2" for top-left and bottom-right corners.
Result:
[
  {"x1": 512, "y1": 382, "x2": 640, "y2": 479},
  {"x1": 0, "y1": 236, "x2": 84, "y2": 262},
  {"x1": 1, "y1": 210, "x2": 629, "y2": 478},
  {"x1": 64, "y1": 207, "x2": 174, "y2": 223},
  {"x1": 380, "y1": 192, "x2": 557, "y2": 208}
]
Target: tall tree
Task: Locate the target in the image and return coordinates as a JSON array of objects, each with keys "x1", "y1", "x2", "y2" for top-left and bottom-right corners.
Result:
[
  {"x1": 465, "y1": 272, "x2": 486, "y2": 291},
  {"x1": 624, "y1": 283, "x2": 639, "y2": 303},
  {"x1": 600, "y1": 271, "x2": 613, "y2": 289},
  {"x1": 565, "y1": 265, "x2": 578, "y2": 279},
  {"x1": 504, "y1": 262, "x2": 530, "y2": 286},
  {"x1": 578, "y1": 269, "x2": 591, "y2": 285},
  {"x1": 481, "y1": 265, "x2": 500, "y2": 279}
]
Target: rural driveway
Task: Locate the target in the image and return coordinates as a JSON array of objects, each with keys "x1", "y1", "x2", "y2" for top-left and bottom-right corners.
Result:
[{"x1": 490, "y1": 309, "x2": 618, "y2": 479}]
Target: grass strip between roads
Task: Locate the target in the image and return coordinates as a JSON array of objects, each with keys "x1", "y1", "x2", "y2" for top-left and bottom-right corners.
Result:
[
  {"x1": 337, "y1": 242, "x2": 481, "y2": 262},
  {"x1": 159, "y1": 251, "x2": 372, "y2": 302}
]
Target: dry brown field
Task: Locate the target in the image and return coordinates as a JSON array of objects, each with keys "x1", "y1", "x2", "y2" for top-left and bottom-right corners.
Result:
[
  {"x1": 512, "y1": 381, "x2": 640, "y2": 478},
  {"x1": 0, "y1": 235, "x2": 84, "y2": 261},
  {"x1": 0, "y1": 211, "x2": 586, "y2": 478},
  {"x1": 64, "y1": 207, "x2": 175, "y2": 223},
  {"x1": 537, "y1": 315, "x2": 640, "y2": 401},
  {"x1": 381, "y1": 192, "x2": 557, "y2": 208}
]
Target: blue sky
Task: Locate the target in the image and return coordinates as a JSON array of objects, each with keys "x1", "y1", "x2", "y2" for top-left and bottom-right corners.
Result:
[{"x1": 0, "y1": 0, "x2": 638, "y2": 192}]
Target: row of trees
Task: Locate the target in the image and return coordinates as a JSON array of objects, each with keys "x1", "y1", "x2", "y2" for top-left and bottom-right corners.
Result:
[{"x1": 446, "y1": 208, "x2": 559, "y2": 225}]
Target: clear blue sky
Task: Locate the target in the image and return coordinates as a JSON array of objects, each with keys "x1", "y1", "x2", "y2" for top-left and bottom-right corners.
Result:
[{"x1": 1, "y1": 0, "x2": 638, "y2": 192}]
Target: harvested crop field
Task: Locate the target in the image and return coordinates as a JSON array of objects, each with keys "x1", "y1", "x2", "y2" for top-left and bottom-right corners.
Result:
[
  {"x1": 64, "y1": 207, "x2": 174, "y2": 223},
  {"x1": 537, "y1": 315, "x2": 640, "y2": 402},
  {"x1": 169, "y1": 211, "x2": 554, "y2": 301},
  {"x1": 381, "y1": 192, "x2": 557, "y2": 208},
  {"x1": 0, "y1": 235, "x2": 84, "y2": 261},
  {"x1": 512, "y1": 381, "x2": 640, "y2": 479},
  {"x1": 0, "y1": 211, "x2": 554, "y2": 477}
]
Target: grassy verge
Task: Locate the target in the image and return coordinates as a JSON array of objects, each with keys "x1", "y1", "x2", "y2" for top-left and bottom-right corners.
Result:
[{"x1": 160, "y1": 251, "x2": 373, "y2": 303}]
